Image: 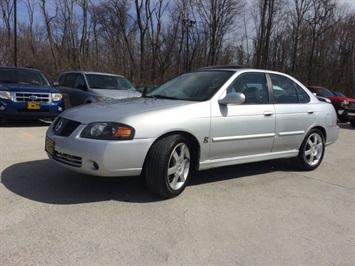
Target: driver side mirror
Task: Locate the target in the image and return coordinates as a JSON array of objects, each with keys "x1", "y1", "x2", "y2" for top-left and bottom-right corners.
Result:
[{"x1": 218, "y1": 92, "x2": 245, "y2": 106}]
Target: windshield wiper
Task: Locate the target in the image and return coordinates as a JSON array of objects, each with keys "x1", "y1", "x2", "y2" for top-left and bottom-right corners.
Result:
[{"x1": 144, "y1": 94, "x2": 181, "y2": 100}]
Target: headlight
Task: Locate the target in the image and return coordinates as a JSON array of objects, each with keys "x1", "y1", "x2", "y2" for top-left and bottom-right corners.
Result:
[
  {"x1": 341, "y1": 100, "x2": 349, "y2": 107},
  {"x1": 98, "y1": 96, "x2": 114, "y2": 102},
  {"x1": 81, "y1": 122, "x2": 135, "y2": 140},
  {"x1": 52, "y1": 93, "x2": 63, "y2": 102},
  {"x1": 0, "y1": 91, "x2": 11, "y2": 100}
]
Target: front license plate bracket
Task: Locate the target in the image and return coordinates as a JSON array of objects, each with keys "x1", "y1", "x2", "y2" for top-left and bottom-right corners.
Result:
[
  {"x1": 45, "y1": 137, "x2": 55, "y2": 156},
  {"x1": 27, "y1": 102, "x2": 41, "y2": 110}
]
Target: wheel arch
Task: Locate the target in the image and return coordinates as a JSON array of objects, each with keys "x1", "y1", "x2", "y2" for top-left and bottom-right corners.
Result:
[
  {"x1": 142, "y1": 130, "x2": 201, "y2": 172},
  {"x1": 312, "y1": 126, "x2": 326, "y2": 141}
]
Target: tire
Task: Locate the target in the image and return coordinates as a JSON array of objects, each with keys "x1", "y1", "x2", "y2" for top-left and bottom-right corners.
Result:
[
  {"x1": 292, "y1": 129, "x2": 325, "y2": 171},
  {"x1": 350, "y1": 120, "x2": 355, "y2": 128},
  {"x1": 338, "y1": 116, "x2": 348, "y2": 123},
  {"x1": 145, "y1": 135, "x2": 193, "y2": 198},
  {"x1": 0, "y1": 116, "x2": 6, "y2": 126}
]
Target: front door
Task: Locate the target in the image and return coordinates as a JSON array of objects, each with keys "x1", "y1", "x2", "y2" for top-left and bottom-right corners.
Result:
[{"x1": 209, "y1": 72, "x2": 276, "y2": 160}]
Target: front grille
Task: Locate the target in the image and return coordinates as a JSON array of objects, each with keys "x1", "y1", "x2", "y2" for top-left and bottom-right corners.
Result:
[
  {"x1": 53, "y1": 151, "x2": 82, "y2": 167},
  {"x1": 15, "y1": 92, "x2": 51, "y2": 102},
  {"x1": 53, "y1": 118, "x2": 81, "y2": 137},
  {"x1": 349, "y1": 102, "x2": 355, "y2": 108}
]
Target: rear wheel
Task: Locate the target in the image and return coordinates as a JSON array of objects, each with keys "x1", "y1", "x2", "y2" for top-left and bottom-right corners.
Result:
[
  {"x1": 292, "y1": 129, "x2": 325, "y2": 171},
  {"x1": 145, "y1": 135, "x2": 193, "y2": 198},
  {"x1": 350, "y1": 120, "x2": 355, "y2": 128}
]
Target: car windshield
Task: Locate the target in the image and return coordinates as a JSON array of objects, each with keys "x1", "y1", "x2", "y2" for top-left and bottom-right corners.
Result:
[
  {"x1": 317, "y1": 87, "x2": 335, "y2": 97},
  {"x1": 332, "y1": 91, "x2": 346, "y2": 97},
  {"x1": 0, "y1": 68, "x2": 50, "y2": 86},
  {"x1": 86, "y1": 74, "x2": 136, "y2": 91},
  {"x1": 146, "y1": 71, "x2": 234, "y2": 101}
]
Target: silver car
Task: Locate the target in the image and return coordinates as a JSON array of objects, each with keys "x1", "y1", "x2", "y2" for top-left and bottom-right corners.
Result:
[{"x1": 45, "y1": 66, "x2": 339, "y2": 198}]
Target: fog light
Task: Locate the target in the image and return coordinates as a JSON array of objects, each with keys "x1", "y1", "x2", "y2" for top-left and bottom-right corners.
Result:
[{"x1": 93, "y1": 161, "x2": 99, "y2": 170}]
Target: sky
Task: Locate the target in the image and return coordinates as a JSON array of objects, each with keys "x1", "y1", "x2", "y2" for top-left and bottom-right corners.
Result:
[{"x1": 13, "y1": 0, "x2": 355, "y2": 25}]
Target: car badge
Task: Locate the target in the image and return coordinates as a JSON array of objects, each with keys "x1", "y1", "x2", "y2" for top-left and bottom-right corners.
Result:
[
  {"x1": 55, "y1": 121, "x2": 63, "y2": 132},
  {"x1": 29, "y1": 95, "x2": 38, "y2": 101}
]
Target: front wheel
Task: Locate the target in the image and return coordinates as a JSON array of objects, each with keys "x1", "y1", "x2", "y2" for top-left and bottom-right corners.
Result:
[
  {"x1": 145, "y1": 135, "x2": 193, "y2": 198},
  {"x1": 292, "y1": 129, "x2": 325, "y2": 171}
]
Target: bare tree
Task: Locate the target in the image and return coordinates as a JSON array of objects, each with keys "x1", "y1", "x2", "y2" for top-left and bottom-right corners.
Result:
[
  {"x1": 194, "y1": 0, "x2": 245, "y2": 66},
  {"x1": 305, "y1": 0, "x2": 339, "y2": 84},
  {"x1": 253, "y1": 0, "x2": 283, "y2": 69},
  {"x1": 39, "y1": 0, "x2": 59, "y2": 73},
  {"x1": 0, "y1": 0, "x2": 14, "y2": 64}
]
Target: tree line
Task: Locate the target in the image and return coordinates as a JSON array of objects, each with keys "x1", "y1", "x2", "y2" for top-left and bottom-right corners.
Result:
[{"x1": 1, "y1": 0, "x2": 354, "y2": 96}]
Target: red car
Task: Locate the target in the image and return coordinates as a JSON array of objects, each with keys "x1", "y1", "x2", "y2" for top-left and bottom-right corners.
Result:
[{"x1": 307, "y1": 86, "x2": 355, "y2": 126}]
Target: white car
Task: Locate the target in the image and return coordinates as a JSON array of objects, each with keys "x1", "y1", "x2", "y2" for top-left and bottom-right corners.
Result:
[{"x1": 45, "y1": 66, "x2": 339, "y2": 198}]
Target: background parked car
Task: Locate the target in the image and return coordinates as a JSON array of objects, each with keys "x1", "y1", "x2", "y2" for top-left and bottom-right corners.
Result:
[
  {"x1": 0, "y1": 66, "x2": 64, "y2": 125},
  {"x1": 331, "y1": 90, "x2": 346, "y2": 97},
  {"x1": 307, "y1": 86, "x2": 355, "y2": 124},
  {"x1": 54, "y1": 71, "x2": 141, "y2": 108}
]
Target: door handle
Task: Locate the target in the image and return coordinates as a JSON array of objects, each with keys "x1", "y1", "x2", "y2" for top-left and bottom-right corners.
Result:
[
  {"x1": 308, "y1": 110, "x2": 315, "y2": 114},
  {"x1": 263, "y1": 111, "x2": 273, "y2": 117}
]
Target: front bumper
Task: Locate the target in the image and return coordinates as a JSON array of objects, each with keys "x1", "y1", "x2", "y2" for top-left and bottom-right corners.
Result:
[
  {"x1": 0, "y1": 99, "x2": 64, "y2": 119},
  {"x1": 343, "y1": 107, "x2": 355, "y2": 120},
  {"x1": 46, "y1": 123, "x2": 153, "y2": 177}
]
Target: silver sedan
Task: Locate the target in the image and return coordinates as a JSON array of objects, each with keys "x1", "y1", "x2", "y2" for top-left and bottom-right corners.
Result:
[{"x1": 45, "y1": 66, "x2": 339, "y2": 198}]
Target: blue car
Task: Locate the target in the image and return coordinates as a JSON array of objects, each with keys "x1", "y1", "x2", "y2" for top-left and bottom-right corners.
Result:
[{"x1": 0, "y1": 66, "x2": 64, "y2": 124}]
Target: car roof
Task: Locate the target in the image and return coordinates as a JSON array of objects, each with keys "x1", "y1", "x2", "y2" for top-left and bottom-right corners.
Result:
[
  {"x1": 196, "y1": 65, "x2": 244, "y2": 71},
  {"x1": 307, "y1": 86, "x2": 325, "y2": 89},
  {"x1": 0, "y1": 65, "x2": 43, "y2": 72},
  {"x1": 61, "y1": 71, "x2": 124, "y2": 77}
]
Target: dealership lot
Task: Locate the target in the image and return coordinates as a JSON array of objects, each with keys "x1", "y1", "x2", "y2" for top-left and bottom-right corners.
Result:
[{"x1": 1, "y1": 120, "x2": 354, "y2": 265}]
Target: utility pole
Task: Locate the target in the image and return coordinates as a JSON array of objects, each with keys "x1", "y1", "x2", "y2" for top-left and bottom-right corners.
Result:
[
  {"x1": 183, "y1": 19, "x2": 196, "y2": 72},
  {"x1": 14, "y1": 0, "x2": 17, "y2": 67}
]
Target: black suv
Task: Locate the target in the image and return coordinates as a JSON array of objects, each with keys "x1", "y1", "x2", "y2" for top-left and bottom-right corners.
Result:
[{"x1": 0, "y1": 66, "x2": 64, "y2": 124}]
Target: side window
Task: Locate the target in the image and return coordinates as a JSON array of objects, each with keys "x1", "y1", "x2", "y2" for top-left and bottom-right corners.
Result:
[
  {"x1": 271, "y1": 74, "x2": 310, "y2": 104},
  {"x1": 58, "y1": 74, "x2": 66, "y2": 85},
  {"x1": 63, "y1": 73, "x2": 77, "y2": 87},
  {"x1": 74, "y1": 74, "x2": 86, "y2": 90},
  {"x1": 295, "y1": 83, "x2": 310, "y2": 103},
  {"x1": 227, "y1": 72, "x2": 269, "y2": 104}
]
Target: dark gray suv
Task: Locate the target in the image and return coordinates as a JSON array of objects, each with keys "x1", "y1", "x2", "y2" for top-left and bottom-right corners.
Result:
[{"x1": 54, "y1": 71, "x2": 141, "y2": 108}]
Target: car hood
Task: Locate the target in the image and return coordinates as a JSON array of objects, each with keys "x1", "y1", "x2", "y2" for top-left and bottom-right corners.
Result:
[
  {"x1": 92, "y1": 89, "x2": 142, "y2": 99},
  {"x1": 326, "y1": 96, "x2": 355, "y2": 103},
  {"x1": 0, "y1": 82, "x2": 55, "y2": 92},
  {"x1": 60, "y1": 97, "x2": 195, "y2": 124}
]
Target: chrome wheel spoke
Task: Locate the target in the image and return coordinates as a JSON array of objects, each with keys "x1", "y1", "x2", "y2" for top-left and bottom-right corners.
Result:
[
  {"x1": 167, "y1": 142, "x2": 190, "y2": 191},
  {"x1": 304, "y1": 133, "x2": 324, "y2": 166}
]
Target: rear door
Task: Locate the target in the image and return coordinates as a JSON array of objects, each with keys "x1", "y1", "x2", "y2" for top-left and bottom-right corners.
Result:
[{"x1": 270, "y1": 73, "x2": 316, "y2": 152}]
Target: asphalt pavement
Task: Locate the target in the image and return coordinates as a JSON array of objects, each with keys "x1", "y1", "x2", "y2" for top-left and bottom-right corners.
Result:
[{"x1": 1, "y1": 120, "x2": 354, "y2": 265}]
